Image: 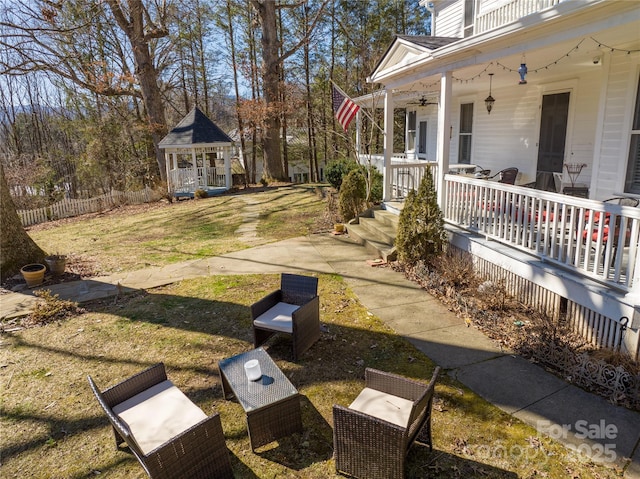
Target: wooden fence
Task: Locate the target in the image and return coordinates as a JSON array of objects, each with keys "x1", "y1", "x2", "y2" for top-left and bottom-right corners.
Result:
[{"x1": 17, "y1": 188, "x2": 158, "y2": 227}]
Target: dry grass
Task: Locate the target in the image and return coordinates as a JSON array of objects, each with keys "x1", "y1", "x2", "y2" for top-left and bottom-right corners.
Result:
[
  {"x1": 0, "y1": 187, "x2": 627, "y2": 477},
  {"x1": 0, "y1": 274, "x2": 624, "y2": 478},
  {"x1": 25, "y1": 186, "x2": 329, "y2": 277}
]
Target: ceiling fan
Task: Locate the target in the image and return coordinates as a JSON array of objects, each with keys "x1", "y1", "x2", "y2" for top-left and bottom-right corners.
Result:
[{"x1": 407, "y1": 96, "x2": 437, "y2": 107}]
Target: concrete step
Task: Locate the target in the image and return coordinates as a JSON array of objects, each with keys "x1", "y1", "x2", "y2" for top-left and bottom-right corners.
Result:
[
  {"x1": 345, "y1": 206, "x2": 400, "y2": 262},
  {"x1": 357, "y1": 216, "x2": 396, "y2": 245},
  {"x1": 345, "y1": 223, "x2": 397, "y2": 262}
]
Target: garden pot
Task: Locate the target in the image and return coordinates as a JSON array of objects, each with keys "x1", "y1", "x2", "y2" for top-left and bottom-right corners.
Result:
[
  {"x1": 20, "y1": 263, "x2": 46, "y2": 287},
  {"x1": 334, "y1": 223, "x2": 345, "y2": 233},
  {"x1": 44, "y1": 255, "x2": 66, "y2": 276}
]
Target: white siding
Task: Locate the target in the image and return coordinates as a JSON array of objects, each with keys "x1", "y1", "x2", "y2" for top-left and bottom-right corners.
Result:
[
  {"x1": 440, "y1": 70, "x2": 604, "y2": 187},
  {"x1": 417, "y1": 106, "x2": 439, "y2": 161},
  {"x1": 470, "y1": 84, "x2": 539, "y2": 183},
  {"x1": 434, "y1": 0, "x2": 464, "y2": 37},
  {"x1": 594, "y1": 52, "x2": 640, "y2": 199}
]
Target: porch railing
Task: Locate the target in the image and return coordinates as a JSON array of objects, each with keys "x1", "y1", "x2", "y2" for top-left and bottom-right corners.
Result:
[
  {"x1": 475, "y1": 0, "x2": 562, "y2": 34},
  {"x1": 389, "y1": 162, "x2": 438, "y2": 199},
  {"x1": 168, "y1": 167, "x2": 226, "y2": 193},
  {"x1": 444, "y1": 175, "x2": 640, "y2": 293}
]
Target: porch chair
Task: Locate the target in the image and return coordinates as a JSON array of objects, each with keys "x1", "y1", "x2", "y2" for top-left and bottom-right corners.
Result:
[
  {"x1": 88, "y1": 363, "x2": 233, "y2": 479},
  {"x1": 252, "y1": 273, "x2": 320, "y2": 361},
  {"x1": 333, "y1": 367, "x2": 441, "y2": 479},
  {"x1": 488, "y1": 167, "x2": 518, "y2": 184}
]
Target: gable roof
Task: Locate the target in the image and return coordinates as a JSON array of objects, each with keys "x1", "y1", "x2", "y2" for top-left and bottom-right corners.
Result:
[
  {"x1": 370, "y1": 35, "x2": 460, "y2": 79},
  {"x1": 159, "y1": 107, "x2": 232, "y2": 147}
]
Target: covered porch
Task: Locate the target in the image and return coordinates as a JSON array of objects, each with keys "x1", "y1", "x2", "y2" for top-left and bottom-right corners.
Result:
[{"x1": 353, "y1": 0, "x2": 640, "y2": 358}]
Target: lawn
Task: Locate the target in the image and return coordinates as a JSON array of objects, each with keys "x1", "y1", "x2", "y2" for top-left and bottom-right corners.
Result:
[{"x1": 0, "y1": 186, "x2": 624, "y2": 478}]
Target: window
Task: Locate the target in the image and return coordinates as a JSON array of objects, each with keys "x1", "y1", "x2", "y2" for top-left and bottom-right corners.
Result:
[
  {"x1": 463, "y1": 0, "x2": 475, "y2": 38},
  {"x1": 625, "y1": 73, "x2": 640, "y2": 194},
  {"x1": 458, "y1": 103, "x2": 473, "y2": 164},
  {"x1": 407, "y1": 111, "x2": 417, "y2": 152},
  {"x1": 418, "y1": 121, "x2": 427, "y2": 155}
]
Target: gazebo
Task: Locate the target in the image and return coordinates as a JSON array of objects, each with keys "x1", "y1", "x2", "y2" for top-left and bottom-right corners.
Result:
[{"x1": 159, "y1": 107, "x2": 235, "y2": 198}]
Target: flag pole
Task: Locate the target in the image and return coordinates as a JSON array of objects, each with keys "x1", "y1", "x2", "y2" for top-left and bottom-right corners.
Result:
[{"x1": 331, "y1": 79, "x2": 385, "y2": 133}]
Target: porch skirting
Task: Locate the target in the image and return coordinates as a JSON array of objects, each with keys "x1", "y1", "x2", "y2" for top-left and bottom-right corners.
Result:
[{"x1": 447, "y1": 226, "x2": 639, "y2": 361}]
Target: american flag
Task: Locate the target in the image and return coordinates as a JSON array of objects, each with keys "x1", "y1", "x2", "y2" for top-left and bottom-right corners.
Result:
[{"x1": 332, "y1": 85, "x2": 360, "y2": 132}]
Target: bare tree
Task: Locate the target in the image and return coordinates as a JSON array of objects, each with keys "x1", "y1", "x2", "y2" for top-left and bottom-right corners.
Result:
[
  {"x1": 0, "y1": 0, "x2": 170, "y2": 180},
  {"x1": 248, "y1": 0, "x2": 328, "y2": 181}
]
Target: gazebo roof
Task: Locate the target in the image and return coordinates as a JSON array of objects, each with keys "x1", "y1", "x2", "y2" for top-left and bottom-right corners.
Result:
[{"x1": 159, "y1": 107, "x2": 232, "y2": 148}]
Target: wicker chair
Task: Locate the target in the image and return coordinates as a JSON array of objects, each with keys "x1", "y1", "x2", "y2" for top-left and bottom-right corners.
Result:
[
  {"x1": 333, "y1": 367, "x2": 440, "y2": 479},
  {"x1": 251, "y1": 273, "x2": 320, "y2": 361},
  {"x1": 88, "y1": 363, "x2": 233, "y2": 479}
]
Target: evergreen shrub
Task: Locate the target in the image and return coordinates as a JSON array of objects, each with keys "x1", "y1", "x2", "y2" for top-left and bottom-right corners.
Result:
[
  {"x1": 326, "y1": 158, "x2": 357, "y2": 190},
  {"x1": 338, "y1": 169, "x2": 366, "y2": 222},
  {"x1": 395, "y1": 167, "x2": 446, "y2": 264}
]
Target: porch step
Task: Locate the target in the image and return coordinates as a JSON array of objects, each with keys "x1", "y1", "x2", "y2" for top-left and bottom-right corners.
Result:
[{"x1": 345, "y1": 206, "x2": 399, "y2": 262}]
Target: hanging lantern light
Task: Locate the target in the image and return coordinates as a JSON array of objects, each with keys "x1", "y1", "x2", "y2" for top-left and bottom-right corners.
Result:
[
  {"x1": 485, "y1": 73, "x2": 495, "y2": 114},
  {"x1": 518, "y1": 54, "x2": 528, "y2": 84}
]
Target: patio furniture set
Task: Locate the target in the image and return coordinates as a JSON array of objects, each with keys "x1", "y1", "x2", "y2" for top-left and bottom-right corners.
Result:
[{"x1": 88, "y1": 273, "x2": 441, "y2": 478}]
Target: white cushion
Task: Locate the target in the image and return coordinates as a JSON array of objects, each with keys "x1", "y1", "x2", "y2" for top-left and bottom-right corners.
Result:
[
  {"x1": 253, "y1": 302, "x2": 299, "y2": 333},
  {"x1": 349, "y1": 387, "x2": 414, "y2": 428},
  {"x1": 112, "y1": 380, "x2": 207, "y2": 455}
]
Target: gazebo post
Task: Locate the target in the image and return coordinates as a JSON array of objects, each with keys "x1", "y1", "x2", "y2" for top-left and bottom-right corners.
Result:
[
  {"x1": 165, "y1": 151, "x2": 171, "y2": 192},
  {"x1": 224, "y1": 147, "x2": 232, "y2": 190},
  {"x1": 191, "y1": 149, "x2": 197, "y2": 189}
]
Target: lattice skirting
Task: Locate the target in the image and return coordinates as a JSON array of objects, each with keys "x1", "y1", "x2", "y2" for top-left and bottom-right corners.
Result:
[{"x1": 449, "y1": 245, "x2": 639, "y2": 410}]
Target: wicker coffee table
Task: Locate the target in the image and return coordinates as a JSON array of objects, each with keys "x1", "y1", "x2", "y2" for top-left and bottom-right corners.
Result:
[{"x1": 218, "y1": 348, "x2": 302, "y2": 450}]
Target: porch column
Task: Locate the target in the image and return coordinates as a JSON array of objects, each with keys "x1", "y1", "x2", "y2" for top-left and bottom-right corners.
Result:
[
  {"x1": 436, "y1": 71, "x2": 452, "y2": 206},
  {"x1": 224, "y1": 146, "x2": 232, "y2": 189},
  {"x1": 383, "y1": 89, "x2": 394, "y2": 202}
]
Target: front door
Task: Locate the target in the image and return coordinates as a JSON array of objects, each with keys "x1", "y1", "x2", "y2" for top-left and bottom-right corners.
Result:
[{"x1": 536, "y1": 92, "x2": 570, "y2": 189}]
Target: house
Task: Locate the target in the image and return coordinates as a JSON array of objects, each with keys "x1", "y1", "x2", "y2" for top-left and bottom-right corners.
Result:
[
  {"x1": 354, "y1": 0, "x2": 640, "y2": 358},
  {"x1": 228, "y1": 127, "x2": 323, "y2": 184},
  {"x1": 159, "y1": 107, "x2": 235, "y2": 198}
]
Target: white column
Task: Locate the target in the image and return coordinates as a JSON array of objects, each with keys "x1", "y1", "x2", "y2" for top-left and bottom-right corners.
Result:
[
  {"x1": 383, "y1": 89, "x2": 394, "y2": 202},
  {"x1": 165, "y1": 152, "x2": 170, "y2": 192},
  {"x1": 436, "y1": 71, "x2": 452, "y2": 206},
  {"x1": 191, "y1": 149, "x2": 197, "y2": 190},
  {"x1": 224, "y1": 146, "x2": 232, "y2": 190}
]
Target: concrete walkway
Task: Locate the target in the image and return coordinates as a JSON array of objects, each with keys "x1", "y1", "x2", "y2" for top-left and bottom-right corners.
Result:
[{"x1": 1, "y1": 233, "x2": 639, "y2": 477}]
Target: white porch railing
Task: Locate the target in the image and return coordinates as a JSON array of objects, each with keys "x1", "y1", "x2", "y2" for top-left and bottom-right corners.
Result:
[
  {"x1": 169, "y1": 167, "x2": 226, "y2": 193},
  {"x1": 475, "y1": 0, "x2": 562, "y2": 34},
  {"x1": 389, "y1": 162, "x2": 438, "y2": 199},
  {"x1": 444, "y1": 175, "x2": 640, "y2": 293}
]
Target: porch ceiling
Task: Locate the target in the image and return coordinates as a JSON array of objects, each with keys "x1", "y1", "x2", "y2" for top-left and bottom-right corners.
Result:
[{"x1": 382, "y1": 7, "x2": 639, "y2": 102}]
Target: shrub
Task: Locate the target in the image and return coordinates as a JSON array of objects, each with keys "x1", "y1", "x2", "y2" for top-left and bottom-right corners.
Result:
[
  {"x1": 365, "y1": 165, "x2": 383, "y2": 203},
  {"x1": 395, "y1": 167, "x2": 446, "y2": 264},
  {"x1": 194, "y1": 188, "x2": 208, "y2": 199},
  {"x1": 326, "y1": 158, "x2": 358, "y2": 190},
  {"x1": 338, "y1": 169, "x2": 366, "y2": 222}
]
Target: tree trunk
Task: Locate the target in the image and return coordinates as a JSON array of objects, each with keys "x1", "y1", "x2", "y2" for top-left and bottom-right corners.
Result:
[
  {"x1": 254, "y1": 0, "x2": 285, "y2": 180},
  {"x1": 106, "y1": 0, "x2": 168, "y2": 182},
  {"x1": 0, "y1": 164, "x2": 46, "y2": 281}
]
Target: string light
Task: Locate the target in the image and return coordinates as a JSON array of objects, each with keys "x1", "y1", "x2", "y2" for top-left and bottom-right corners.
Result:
[{"x1": 396, "y1": 37, "x2": 638, "y2": 95}]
